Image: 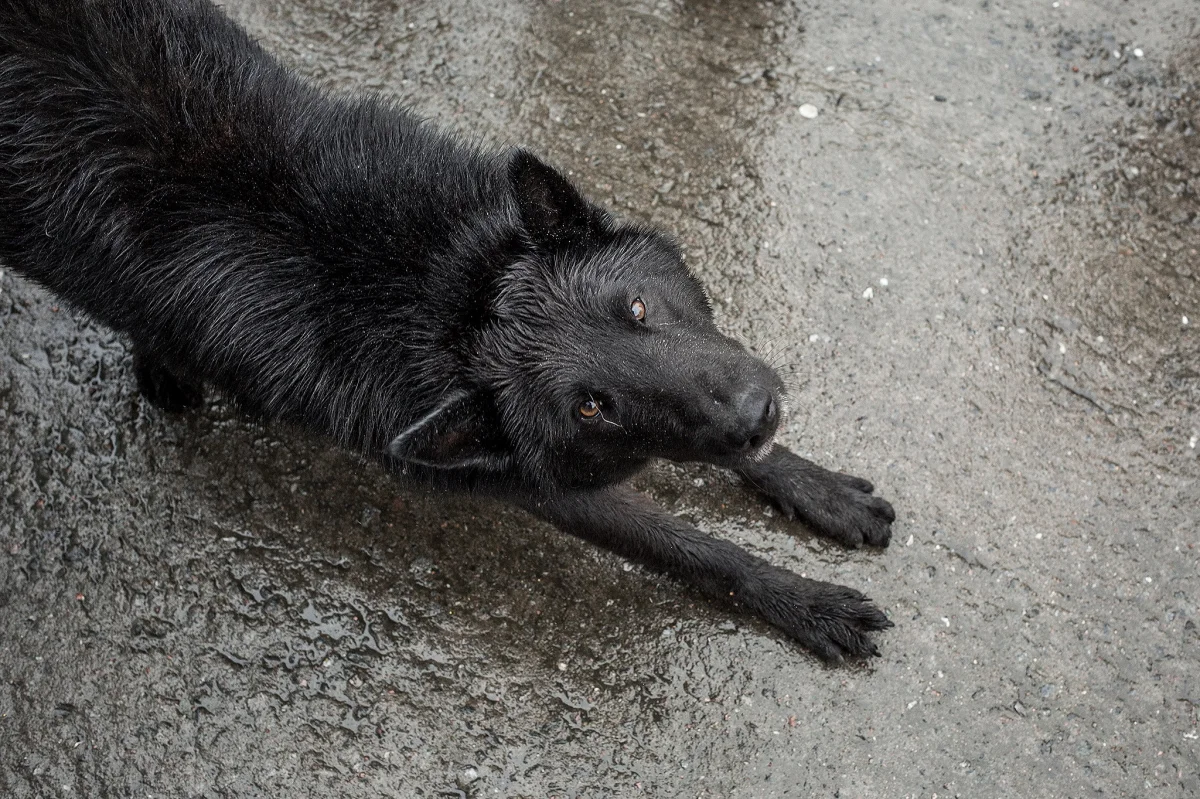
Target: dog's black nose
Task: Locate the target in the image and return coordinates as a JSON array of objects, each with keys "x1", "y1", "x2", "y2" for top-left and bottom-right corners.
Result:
[{"x1": 735, "y1": 386, "x2": 778, "y2": 450}]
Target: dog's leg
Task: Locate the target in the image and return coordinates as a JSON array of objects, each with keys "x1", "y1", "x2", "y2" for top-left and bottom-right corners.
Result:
[
  {"x1": 525, "y1": 485, "x2": 891, "y2": 660},
  {"x1": 736, "y1": 445, "x2": 894, "y2": 548},
  {"x1": 133, "y1": 349, "x2": 205, "y2": 412}
]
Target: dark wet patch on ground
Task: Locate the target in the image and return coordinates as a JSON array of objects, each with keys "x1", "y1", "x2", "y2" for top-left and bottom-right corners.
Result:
[
  {"x1": 1037, "y1": 44, "x2": 1199, "y2": 417},
  {"x1": 511, "y1": 0, "x2": 797, "y2": 348}
]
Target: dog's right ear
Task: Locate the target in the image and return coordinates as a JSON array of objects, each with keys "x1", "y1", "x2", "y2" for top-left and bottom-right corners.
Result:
[
  {"x1": 509, "y1": 149, "x2": 596, "y2": 248},
  {"x1": 387, "y1": 391, "x2": 511, "y2": 472}
]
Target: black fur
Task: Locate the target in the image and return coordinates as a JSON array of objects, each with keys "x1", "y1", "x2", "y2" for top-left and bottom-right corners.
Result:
[{"x1": 0, "y1": 0, "x2": 896, "y2": 660}]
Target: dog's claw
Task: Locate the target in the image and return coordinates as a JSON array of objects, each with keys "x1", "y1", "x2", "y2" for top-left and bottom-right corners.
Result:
[{"x1": 847, "y1": 476, "x2": 875, "y2": 493}]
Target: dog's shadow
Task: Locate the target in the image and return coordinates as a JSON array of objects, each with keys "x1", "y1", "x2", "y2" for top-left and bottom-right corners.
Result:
[{"x1": 155, "y1": 399, "x2": 760, "y2": 663}]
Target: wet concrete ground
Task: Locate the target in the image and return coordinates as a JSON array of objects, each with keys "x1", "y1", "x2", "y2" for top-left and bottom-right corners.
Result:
[{"x1": 2, "y1": 0, "x2": 1197, "y2": 795}]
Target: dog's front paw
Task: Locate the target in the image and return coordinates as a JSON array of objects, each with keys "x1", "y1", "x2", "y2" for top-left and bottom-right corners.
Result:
[
  {"x1": 742, "y1": 450, "x2": 895, "y2": 548},
  {"x1": 782, "y1": 470, "x2": 895, "y2": 549},
  {"x1": 741, "y1": 568, "x2": 892, "y2": 661}
]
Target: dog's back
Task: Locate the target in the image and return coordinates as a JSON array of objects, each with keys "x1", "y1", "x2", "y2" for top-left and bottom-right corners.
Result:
[{"x1": 0, "y1": 0, "x2": 514, "y2": 450}]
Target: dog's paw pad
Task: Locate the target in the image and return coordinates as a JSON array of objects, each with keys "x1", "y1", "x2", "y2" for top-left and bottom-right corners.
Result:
[{"x1": 136, "y1": 363, "x2": 205, "y2": 413}]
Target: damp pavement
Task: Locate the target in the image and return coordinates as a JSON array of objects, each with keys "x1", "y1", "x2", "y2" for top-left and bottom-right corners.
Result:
[{"x1": 2, "y1": 0, "x2": 1197, "y2": 796}]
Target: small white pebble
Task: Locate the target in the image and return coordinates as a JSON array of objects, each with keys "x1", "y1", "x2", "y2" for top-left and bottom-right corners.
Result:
[
  {"x1": 1035, "y1": 533, "x2": 1043, "y2": 539},
  {"x1": 862, "y1": 287, "x2": 874, "y2": 300},
  {"x1": 825, "y1": 65, "x2": 835, "y2": 72},
  {"x1": 1133, "y1": 48, "x2": 1144, "y2": 58},
  {"x1": 1112, "y1": 49, "x2": 1122, "y2": 58},
  {"x1": 905, "y1": 534, "x2": 914, "y2": 546},
  {"x1": 941, "y1": 618, "x2": 950, "y2": 627},
  {"x1": 879, "y1": 277, "x2": 889, "y2": 287},
  {"x1": 557, "y1": 662, "x2": 568, "y2": 671},
  {"x1": 798, "y1": 103, "x2": 819, "y2": 119},
  {"x1": 1183, "y1": 315, "x2": 1189, "y2": 326},
  {"x1": 1144, "y1": 577, "x2": 1152, "y2": 584},
  {"x1": 1188, "y1": 435, "x2": 1197, "y2": 449},
  {"x1": 809, "y1": 333, "x2": 820, "y2": 342}
]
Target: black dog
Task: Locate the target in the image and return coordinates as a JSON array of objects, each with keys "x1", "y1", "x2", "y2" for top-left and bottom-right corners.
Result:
[{"x1": 0, "y1": 0, "x2": 895, "y2": 660}]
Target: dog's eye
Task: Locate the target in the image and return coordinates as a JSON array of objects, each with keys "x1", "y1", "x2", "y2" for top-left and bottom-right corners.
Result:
[
  {"x1": 578, "y1": 398, "x2": 600, "y2": 419},
  {"x1": 630, "y1": 297, "x2": 646, "y2": 322}
]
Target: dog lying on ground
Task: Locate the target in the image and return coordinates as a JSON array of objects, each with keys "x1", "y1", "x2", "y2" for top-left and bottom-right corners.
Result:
[{"x1": 0, "y1": 0, "x2": 895, "y2": 660}]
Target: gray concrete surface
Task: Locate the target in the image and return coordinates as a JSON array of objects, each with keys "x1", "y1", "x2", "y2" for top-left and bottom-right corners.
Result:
[{"x1": 2, "y1": 0, "x2": 1197, "y2": 795}]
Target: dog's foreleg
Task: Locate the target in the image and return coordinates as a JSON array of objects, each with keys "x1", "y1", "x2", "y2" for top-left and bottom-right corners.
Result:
[
  {"x1": 736, "y1": 445, "x2": 895, "y2": 548},
  {"x1": 525, "y1": 485, "x2": 890, "y2": 660}
]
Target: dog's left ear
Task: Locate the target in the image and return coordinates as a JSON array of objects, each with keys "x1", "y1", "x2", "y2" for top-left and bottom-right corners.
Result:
[
  {"x1": 387, "y1": 390, "x2": 511, "y2": 472},
  {"x1": 509, "y1": 149, "x2": 600, "y2": 248}
]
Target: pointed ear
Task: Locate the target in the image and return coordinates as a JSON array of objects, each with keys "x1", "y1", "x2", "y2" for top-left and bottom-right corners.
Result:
[
  {"x1": 509, "y1": 149, "x2": 598, "y2": 247},
  {"x1": 387, "y1": 391, "x2": 511, "y2": 472}
]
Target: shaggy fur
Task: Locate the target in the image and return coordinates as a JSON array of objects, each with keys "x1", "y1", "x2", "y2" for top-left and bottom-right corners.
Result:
[{"x1": 0, "y1": 0, "x2": 897, "y2": 660}]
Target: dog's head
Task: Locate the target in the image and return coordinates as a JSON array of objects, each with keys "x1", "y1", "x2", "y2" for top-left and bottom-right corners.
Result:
[{"x1": 388, "y1": 151, "x2": 785, "y2": 491}]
